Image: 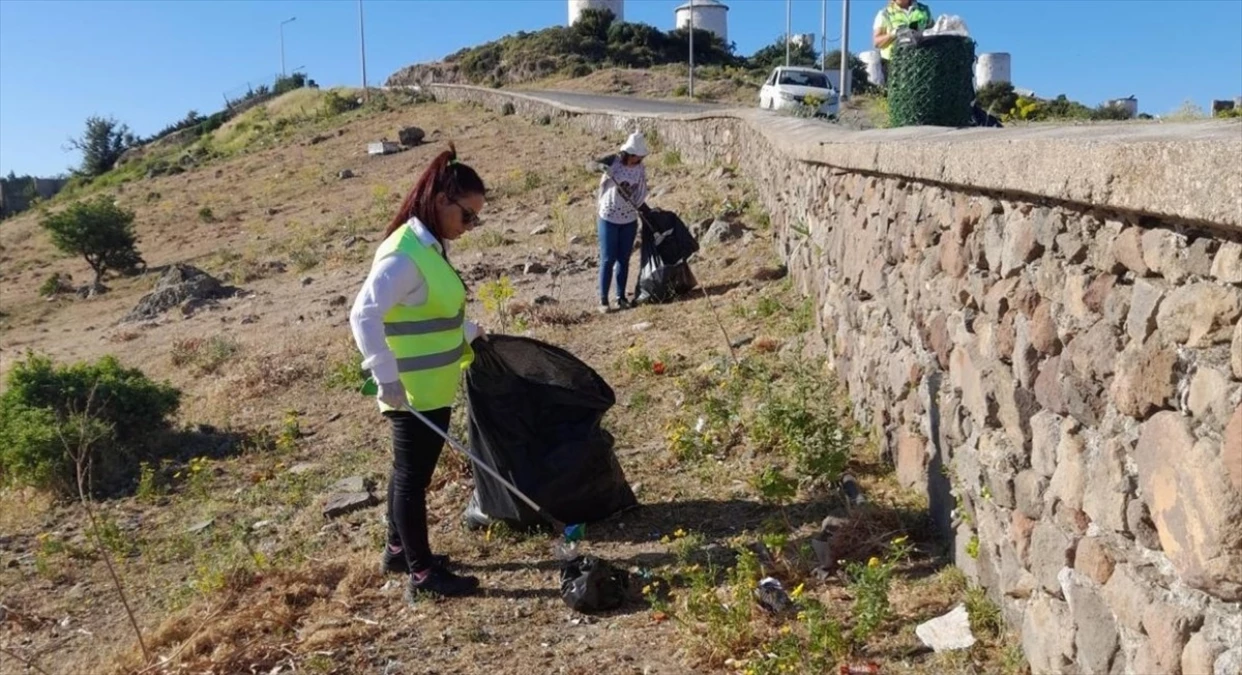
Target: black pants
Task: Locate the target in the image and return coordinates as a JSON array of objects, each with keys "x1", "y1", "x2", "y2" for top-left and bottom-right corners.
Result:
[{"x1": 384, "y1": 407, "x2": 451, "y2": 572}]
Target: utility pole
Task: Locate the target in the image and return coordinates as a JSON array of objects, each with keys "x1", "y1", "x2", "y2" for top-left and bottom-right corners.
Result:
[
  {"x1": 785, "y1": 0, "x2": 791, "y2": 67},
  {"x1": 358, "y1": 0, "x2": 369, "y2": 103},
  {"x1": 821, "y1": 0, "x2": 827, "y2": 71},
  {"x1": 688, "y1": 0, "x2": 695, "y2": 98},
  {"x1": 839, "y1": 0, "x2": 850, "y2": 99},
  {"x1": 280, "y1": 16, "x2": 296, "y2": 77}
]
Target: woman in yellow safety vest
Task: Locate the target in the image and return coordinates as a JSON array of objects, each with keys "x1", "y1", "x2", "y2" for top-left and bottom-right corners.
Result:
[
  {"x1": 872, "y1": 0, "x2": 933, "y2": 87},
  {"x1": 349, "y1": 142, "x2": 487, "y2": 599}
]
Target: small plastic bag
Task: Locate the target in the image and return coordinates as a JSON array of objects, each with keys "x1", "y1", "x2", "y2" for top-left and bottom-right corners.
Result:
[{"x1": 559, "y1": 555, "x2": 631, "y2": 613}]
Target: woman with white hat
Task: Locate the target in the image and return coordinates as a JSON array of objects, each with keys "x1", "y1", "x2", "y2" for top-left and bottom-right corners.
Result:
[{"x1": 588, "y1": 131, "x2": 649, "y2": 313}]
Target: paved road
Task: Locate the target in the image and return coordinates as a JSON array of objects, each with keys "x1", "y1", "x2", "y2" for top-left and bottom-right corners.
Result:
[{"x1": 521, "y1": 89, "x2": 727, "y2": 115}]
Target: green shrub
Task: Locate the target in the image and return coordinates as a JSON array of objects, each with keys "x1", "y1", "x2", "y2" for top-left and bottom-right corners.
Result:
[
  {"x1": 38, "y1": 272, "x2": 73, "y2": 298},
  {"x1": 40, "y1": 195, "x2": 144, "y2": 288},
  {"x1": 322, "y1": 90, "x2": 360, "y2": 117},
  {"x1": 0, "y1": 353, "x2": 181, "y2": 496}
]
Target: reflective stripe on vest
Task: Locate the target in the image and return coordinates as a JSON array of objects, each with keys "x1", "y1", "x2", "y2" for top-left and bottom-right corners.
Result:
[
  {"x1": 374, "y1": 221, "x2": 472, "y2": 412},
  {"x1": 396, "y1": 342, "x2": 468, "y2": 373},
  {"x1": 880, "y1": 2, "x2": 932, "y2": 60},
  {"x1": 384, "y1": 308, "x2": 466, "y2": 337}
]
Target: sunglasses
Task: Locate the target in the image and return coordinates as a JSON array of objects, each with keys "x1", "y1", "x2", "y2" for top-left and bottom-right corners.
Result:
[{"x1": 452, "y1": 199, "x2": 480, "y2": 227}]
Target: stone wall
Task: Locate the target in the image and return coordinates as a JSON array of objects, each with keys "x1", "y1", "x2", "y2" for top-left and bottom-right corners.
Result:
[{"x1": 424, "y1": 84, "x2": 1242, "y2": 675}]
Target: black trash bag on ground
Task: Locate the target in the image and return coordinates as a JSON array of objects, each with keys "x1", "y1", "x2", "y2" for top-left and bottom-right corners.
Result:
[
  {"x1": 560, "y1": 555, "x2": 631, "y2": 613},
  {"x1": 461, "y1": 336, "x2": 638, "y2": 530},
  {"x1": 642, "y1": 208, "x2": 699, "y2": 265},
  {"x1": 634, "y1": 216, "x2": 698, "y2": 304}
]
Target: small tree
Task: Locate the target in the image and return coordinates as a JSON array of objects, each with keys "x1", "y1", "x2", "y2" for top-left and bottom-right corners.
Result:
[
  {"x1": 823, "y1": 50, "x2": 873, "y2": 94},
  {"x1": 748, "y1": 35, "x2": 818, "y2": 72},
  {"x1": 67, "y1": 115, "x2": 136, "y2": 178},
  {"x1": 976, "y1": 81, "x2": 1018, "y2": 117},
  {"x1": 40, "y1": 196, "x2": 144, "y2": 289}
]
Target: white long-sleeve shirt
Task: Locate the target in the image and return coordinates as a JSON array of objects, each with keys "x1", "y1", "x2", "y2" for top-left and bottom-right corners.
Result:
[{"x1": 349, "y1": 218, "x2": 480, "y2": 385}]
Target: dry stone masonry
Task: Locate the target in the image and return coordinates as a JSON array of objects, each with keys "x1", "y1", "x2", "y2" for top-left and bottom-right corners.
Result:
[{"x1": 423, "y1": 84, "x2": 1242, "y2": 675}]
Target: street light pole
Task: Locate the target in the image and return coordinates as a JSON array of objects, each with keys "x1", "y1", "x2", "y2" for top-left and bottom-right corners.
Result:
[
  {"x1": 358, "y1": 0, "x2": 369, "y2": 103},
  {"x1": 839, "y1": 0, "x2": 850, "y2": 99},
  {"x1": 821, "y1": 0, "x2": 827, "y2": 71},
  {"x1": 688, "y1": 0, "x2": 695, "y2": 98},
  {"x1": 785, "y1": 0, "x2": 791, "y2": 67},
  {"x1": 280, "y1": 16, "x2": 297, "y2": 77}
]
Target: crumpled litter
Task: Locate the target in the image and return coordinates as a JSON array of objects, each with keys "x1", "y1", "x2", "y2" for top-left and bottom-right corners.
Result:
[{"x1": 922, "y1": 14, "x2": 970, "y2": 37}]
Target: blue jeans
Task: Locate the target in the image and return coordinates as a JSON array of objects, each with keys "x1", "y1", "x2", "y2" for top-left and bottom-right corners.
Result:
[{"x1": 598, "y1": 218, "x2": 638, "y2": 302}]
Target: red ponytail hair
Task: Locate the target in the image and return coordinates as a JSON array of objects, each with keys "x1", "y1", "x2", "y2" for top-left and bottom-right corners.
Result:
[{"x1": 384, "y1": 142, "x2": 486, "y2": 242}]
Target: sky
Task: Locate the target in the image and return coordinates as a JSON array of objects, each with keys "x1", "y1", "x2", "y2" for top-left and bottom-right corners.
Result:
[{"x1": 2, "y1": 0, "x2": 1240, "y2": 177}]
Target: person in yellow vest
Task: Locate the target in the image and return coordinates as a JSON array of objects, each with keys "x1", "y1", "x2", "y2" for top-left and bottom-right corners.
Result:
[
  {"x1": 872, "y1": 0, "x2": 933, "y2": 88},
  {"x1": 349, "y1": 142, "x2": 487, "y2": 599}
]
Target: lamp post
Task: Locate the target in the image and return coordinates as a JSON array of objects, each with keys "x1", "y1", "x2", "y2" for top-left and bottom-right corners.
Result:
[
  {"x1": 280, "y1": 16, "x2": 297, "y2": 77},
  {"x1": 358, "y1": 0, "x2": 369, "y2": 103},
  {"x1": 785, "y1": 0, "x2": 791, "y2": 67},
  {"x1": 688, "y1": 0, "x2": 694, "y2": 98},
  {"x1": 839, "y1": 0, "x2": 851, "y2": 99},
  {"x1": 821, "y1": 0, "x2": 827, "y2": 71}
]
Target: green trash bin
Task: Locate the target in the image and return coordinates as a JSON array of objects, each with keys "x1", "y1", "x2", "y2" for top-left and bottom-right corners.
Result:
[{"x1": 888, "y1": 33, "x2": 977, "y2": 128}]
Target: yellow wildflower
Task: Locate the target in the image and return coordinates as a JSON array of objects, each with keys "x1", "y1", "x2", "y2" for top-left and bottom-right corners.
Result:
[
  {"x1": 660, "y1": 535, "x2": 671, "y2": 544},
  {"x1": 892, "y1": 535, "x2": 909, "y2": 545},
  {"x1": 779, "y1": 624, "x2": 792, "y2": 635},
  {"x1": 867, "y1": 556, "x2": 881, "y2": 568},
  {"x1": 674, "y1": 528, "x2": 687, "y2": 538}
]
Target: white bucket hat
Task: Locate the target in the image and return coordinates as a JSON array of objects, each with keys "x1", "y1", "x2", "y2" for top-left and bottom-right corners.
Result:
[{"x1": 619, "y1": 131, "x2": 649, "y2": 157}]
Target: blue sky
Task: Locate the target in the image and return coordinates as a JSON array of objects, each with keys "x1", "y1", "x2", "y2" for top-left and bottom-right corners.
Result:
[{"x1": 2, "y1": 0, "x2": 1240, "y2": 176}]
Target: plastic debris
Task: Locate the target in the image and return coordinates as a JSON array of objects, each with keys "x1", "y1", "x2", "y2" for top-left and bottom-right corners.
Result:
[
  {"x1": 915, "y1": 603, "x2": 977, "y2": 652},
  {"x1": 560, "y1": 555, "x2": 631, "y2": 613},
  {"x1": 753, "y1": 577, "x2": 794, "y2": 614}
]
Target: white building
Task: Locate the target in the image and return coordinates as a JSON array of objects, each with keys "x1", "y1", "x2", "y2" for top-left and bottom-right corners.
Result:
[
  {"x1": 568, "y1": 0, "x2": 623, "y2": 26},
  {"x1": 674, "y1": 0, "x2": 729, "y2": 43},
  {"x1": 974, "y1": 52, "x2": 1012, "y2": 89}
]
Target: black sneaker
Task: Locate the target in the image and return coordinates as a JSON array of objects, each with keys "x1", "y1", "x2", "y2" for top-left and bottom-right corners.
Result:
[
  {"x1": 381, "y1": 548, "x2": 451, "y2": 575},
  {"x1": 405, "y1": 566, "x2": 480, "y2": 600},
  {"x1": 616, "y1": 297, "x2": 632, "y2": 310}
]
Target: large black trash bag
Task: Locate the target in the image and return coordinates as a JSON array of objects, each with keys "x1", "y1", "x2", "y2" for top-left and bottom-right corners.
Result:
[
  {"x1": 634, "y1": 214, "x2": 698, "y2": 305},
  {"x1": 560, "y1": 555, "x2": 631, "y2": 613},
  {"x1": 461, "y1": 335, "x2": 638, "y2": 530},
  {"x1": 642, "y1": 208, "x2": 699, "y2": 265}
]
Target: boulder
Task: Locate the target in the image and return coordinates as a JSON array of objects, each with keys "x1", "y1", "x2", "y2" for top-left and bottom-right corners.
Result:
[
  {"x1": 123, "y1": 264, "x2": 237, "y2": 323},
  {"x1": 701, "y1": 219, "x2": 744, "y2": 247}
]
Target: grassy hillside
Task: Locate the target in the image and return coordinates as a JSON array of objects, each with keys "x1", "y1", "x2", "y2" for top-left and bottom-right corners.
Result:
[{"x1": 0, "y1": 91, "x2": 1023, "y2": 675}]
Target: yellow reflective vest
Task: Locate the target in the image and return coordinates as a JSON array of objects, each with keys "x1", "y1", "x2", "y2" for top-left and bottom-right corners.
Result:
[
  {"x1": 880, "y1": 2, "x2": 932, "y2": 60},
  {"x1": 374, "y1": 224, "x2": 473, "y2": 412}
]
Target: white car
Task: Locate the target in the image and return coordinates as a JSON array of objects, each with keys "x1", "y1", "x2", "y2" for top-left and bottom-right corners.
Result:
[{"x1": 758, "y1": 66, "x2": 840, "y2": 118}]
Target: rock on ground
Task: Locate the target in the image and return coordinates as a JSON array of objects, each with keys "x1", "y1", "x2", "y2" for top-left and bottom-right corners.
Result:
[
  {"x1": 700, "y1": 219, "x2": 744, "y2": 246},
  {"x1": 123, "y1": 264, "x2": 238, "y2": 322}
]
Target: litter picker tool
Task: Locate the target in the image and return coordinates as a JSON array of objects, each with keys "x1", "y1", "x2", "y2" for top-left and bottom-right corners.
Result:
[{"x1": 360, "y1": 377, "x2": 585, "y2": 553}]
